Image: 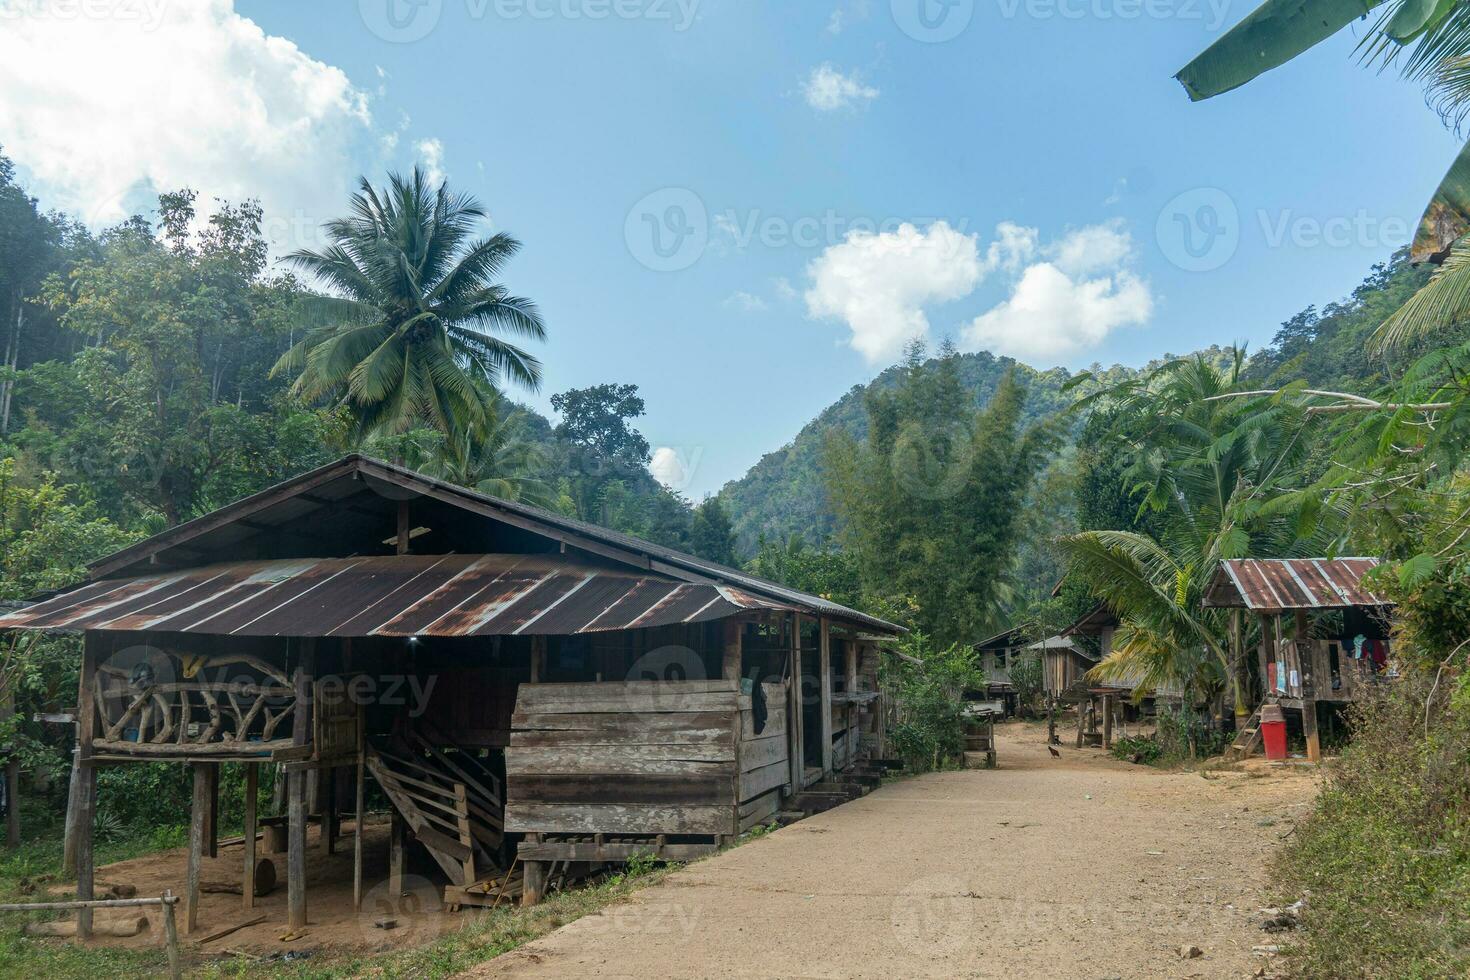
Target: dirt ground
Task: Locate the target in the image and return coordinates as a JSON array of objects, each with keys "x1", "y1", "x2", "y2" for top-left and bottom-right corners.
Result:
[
  {"x1": 458, "y1": 721, "x2": 1321, "y2": 980},
  {"x1": 60, "y1": 815, "x2": 463, "y2": 960}
]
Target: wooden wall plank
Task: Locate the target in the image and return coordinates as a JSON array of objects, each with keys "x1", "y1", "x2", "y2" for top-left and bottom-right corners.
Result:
[
  {"x1": 505, "y1": 803, "x2": 735, "y2": 836},
  {"x1": 739, "y1": 761, "x2": 789, "y2": 802},
  {"x1": 507, "y1": 773, "x2": 730, "y2": 806},
  {"x1": 738, "y1": 789, "x2": 782, "y2": 831},
  {"x1": 739, "y1": 733, "x2": 787, "y2": 772},
  {"x1": 507, "y1": 745, "x2": 734, "y2": 776}
]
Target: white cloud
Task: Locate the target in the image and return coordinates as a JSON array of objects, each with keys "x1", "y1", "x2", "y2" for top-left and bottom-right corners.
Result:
[
  {"x1": 416, "y1": 137, "x2": 446, "y2": 186},
  {"x1": 773, "y1": 277, "x2": 799, "y2": 302},
  {"x1": 805, "y1": 219, "x2": 1154, "y2": 365},
  {"x1": 725, "y1": 291, "x2": 768, "y2": 312},
  {"x1": 802, "y1": 64, "x2": 879, "y2": 112},
  {"x1": 962, "y1": 222, "x2": 1153, "y2": 361},
  {"x1": 804, "y1": 220, "x2": 983, "y2": 364},
  {"x1": 826, "y1": 0, "x2": 871, "y2": 34},
  {"x1": 650, "y1": 447, "x2": 689, "y2": 490},
  {"x1": 0, "y1": 0, "x2": 386, "y2": 253}
]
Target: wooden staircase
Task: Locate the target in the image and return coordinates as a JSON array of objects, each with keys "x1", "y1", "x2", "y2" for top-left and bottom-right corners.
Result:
[
  {"x1": 365, "y1": 732, "x2": 507, "y2": 898},
  {"x1": 1227, "y1": 702, "x2": 1267, "y2": 761}
]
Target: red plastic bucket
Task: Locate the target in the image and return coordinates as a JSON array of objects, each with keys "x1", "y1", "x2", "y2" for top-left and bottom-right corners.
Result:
[{"x1": 1260, "y1": 704, "x2": 1287, "y2": 760}]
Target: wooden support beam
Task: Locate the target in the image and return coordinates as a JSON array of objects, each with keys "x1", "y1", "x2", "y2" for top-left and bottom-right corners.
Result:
[
  {"x1": 1302, "y1": 699, "x2": 1321, "y2": 764},
  {"x1": 1046, "y1": 696, "x2": 1056, "y2": 745},
  {"x1": 388, "y1": 810, "x2": 405, "y2": 902},
  {"x1": 185, "y1": 764, "x2": 209, "y2": 934},
  {"x1": 205, "y1": 764, "x2": 219, "y2": 860},
  {"x1": 1102, "y1": 695, "x2": 1114, "y2": 749},
  {"x1": 529, "y1": 636, "x2": 545, "y2": 684},
  {"x1": 396, "y1": 500, "x2": 411, "y2": 555},
  {"x1": 74, "y1": 633, "x2": 99, "y2": 939},
  {"x1": 1075, "y1": 698, "x2": 1086, "y2": 749},
  {"x1": 521, "y1": 860, "x2": 547, "y2": 907},
  {"x1": 324, "y1": 766, "x2": 338, "y2": 856},
  {"x1": 287, "y1": 660, "x2": 309, "y2": 932},
  {"x1": 844, "y1": 639, "x2": 859, "y2": 761},
  {"x1": 353, "y1": 715, "x2": 365, "y2": 913},
  {"x1": 819, "y1": 618, "x2": 833, "y2": 776},
  {"x1": 787, "y1": 614, "x2": 803, "y2": 794},
  {"x1": 242, "y1": 763, "x2": 258, "y2": 911},
  {"x1": 722, "y1": 618, "x2": 743, "y2": 683}
]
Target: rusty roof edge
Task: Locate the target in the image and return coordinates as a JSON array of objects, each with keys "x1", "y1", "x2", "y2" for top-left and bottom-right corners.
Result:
[{"x1": 76, "y1": 455, "x2": 905, "y2": 637}]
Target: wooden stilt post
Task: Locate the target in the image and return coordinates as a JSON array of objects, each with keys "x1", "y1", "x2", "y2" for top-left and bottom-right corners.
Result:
[
  {"x1": 388, "y1": 810, "x2": 405, "y2": 901},
  {"x1": 204, "y1": 764, "x2": 219, "y2": 860},
  {"x1": 324, "y1": 765, "x2": 338, "y2": 856},
  {"x1": 1075, "y1": 698, "x2": 1086, "y2": 749},
  {"x1": 286, "y1": 654, "x2": 310, "y2": 933},
  {"x1": 1046, "y1": 696, "x2": 1056, "y2": 745},
  {"x1": 185, "y1": 763, "x2": 209, "y2": 934},
  {"x1": 788, "y1": 613, "x2": 804, "y2": 793},
  {"x1": 62, "y1": 747, "x2": 81, "y2": 875},
  {"x1": 1102, "y1": 695, "x2": 1114, "y2": 749},
  {"x1": 242, "y1": 763, "x2": 258, "y2": 910},
  {"x1": 818, "y1": 618, "x2": 833, "y2": 777},
  {"x1": 353, "y1": 708, "x2": 365, "y2": 913},
  {"x1": 844, "y1": 637, "x2": 859, "y2": 764},
  {"x1": 1305, "y1": 699, "x2": 1322, "y2": 760},
  {"x1": 722, "y1": 618, "x2": 743, "y2": 683},
  {"x1": 521, "y1": 859, "x2": 547, "y2": 907},
  {"x1": 75, "y1": 633, "x2": 99, "y2": 940}
]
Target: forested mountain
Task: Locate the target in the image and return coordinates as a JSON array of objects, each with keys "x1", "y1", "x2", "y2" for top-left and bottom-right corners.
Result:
[{"x1": 716, "y1": 249, "x2": 1438, "y2": 562}]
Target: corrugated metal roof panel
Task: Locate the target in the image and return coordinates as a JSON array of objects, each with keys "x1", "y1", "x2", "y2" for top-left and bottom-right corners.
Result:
[
  {"x1": 1204, "y1": 558, "x2": 1389, "y2": 612},
  {"x1": 0, "y1": 555, "x2": 786, "y2": 637}
]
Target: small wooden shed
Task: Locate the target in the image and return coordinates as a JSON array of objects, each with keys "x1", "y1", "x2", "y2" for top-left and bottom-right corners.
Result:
[{"x1": 1203, "y1": 557, "x2": 1394, "y2": 761}]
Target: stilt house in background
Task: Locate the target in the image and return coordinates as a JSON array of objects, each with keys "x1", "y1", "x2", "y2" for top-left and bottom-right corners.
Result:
[
  {"x1": 0, "y1": 455, "x2": 902, "y2": 936},
  {"x1": 1203, "y1": 557, "x2": 1394, "y2": 762}
]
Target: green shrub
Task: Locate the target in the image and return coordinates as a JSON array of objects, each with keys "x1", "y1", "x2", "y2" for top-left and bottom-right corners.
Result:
[
  {"x1": 1109, "y1": 734, "x2": 1160, "y2": 764},
  {"x1": 882, "y1": 632, "x2": 979, "y2": 773},
  {"x1": 1276, "y1": 671, "x2": 1470, "y2": 978}
]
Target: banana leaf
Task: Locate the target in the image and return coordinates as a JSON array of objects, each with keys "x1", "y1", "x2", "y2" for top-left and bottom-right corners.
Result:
[
  {"x1": 1411, "y1": 138, "x2": 1470, "y2": 263},
  {"x1": 1385, "y1": 0, "x2": 1456, "y2": 41},
  {"x1": 1175, "y1": 0, "x2": 1386, "y2": 101}
]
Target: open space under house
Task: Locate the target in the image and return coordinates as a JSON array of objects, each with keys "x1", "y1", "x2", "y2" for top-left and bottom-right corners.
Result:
[{"x1": 0, "y1": 455, "x2": 902, "y2": 938}]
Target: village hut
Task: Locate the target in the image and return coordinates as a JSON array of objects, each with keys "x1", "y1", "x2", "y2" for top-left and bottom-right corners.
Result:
[
  {"x1": 0, "y1": 455, "x2": 903, "y2": 936},
  {"x1": 1203, "y1": 557, "x2": 1393, "y2": 762}
]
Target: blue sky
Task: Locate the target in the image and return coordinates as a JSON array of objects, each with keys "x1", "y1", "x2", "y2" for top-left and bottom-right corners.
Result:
[{"x1": 0, "y1": 0, "x2": 1457, "y2": 498}]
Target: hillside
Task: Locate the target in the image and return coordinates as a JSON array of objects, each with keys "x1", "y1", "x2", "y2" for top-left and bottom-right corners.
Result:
[
  {"x1": 716, "y1": 249, "x2": 1434, "y2": 559},
  {"x1": 716, "y1": 350, "x2": 1128, "y2": 556}
]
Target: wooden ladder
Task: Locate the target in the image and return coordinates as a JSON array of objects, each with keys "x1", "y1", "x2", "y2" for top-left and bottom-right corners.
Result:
[
  {"x1": 365, "y1": 739, "x2": 505, "y2": 889},
  {"x1": 1227, "y1": 703, "x2": 1267, "y2": 761}
]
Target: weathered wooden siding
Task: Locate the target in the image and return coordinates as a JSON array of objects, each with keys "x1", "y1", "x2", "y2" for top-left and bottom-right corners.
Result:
[
  {"x1": 505, "y1": 680, "x2": 750, "y2": 837},
  {"x1": 737, "y1": 680, "x2": 788, "y2": 831}
]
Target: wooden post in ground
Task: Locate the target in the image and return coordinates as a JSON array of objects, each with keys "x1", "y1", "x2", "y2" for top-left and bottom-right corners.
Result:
[
  {"x1": 1102, "y1": 695, "x2": 1114, "y2": 749},
  {"x1": 1046, "y1": 696, "x2": 1056, "y2": 745},
  {"x1": 1302, "y1": 700, "x2": 1321, "y2": 763},
  {"x1": 324, "y1": 765, "x2": 338, "y2": 856},
  {"x1": 242, "y1": 763, "x2": 258, "y2": 910},
  {"x1": 388, "y1": 810, "x2": 405, "y2": 901},
  {"x1": 204, "y1": 764, "x2": 219, "y2": 859},
  {"x1": 521, "y1": 859, "x2": 547, "y2": 907},
  {"x1": 788, "y1": 614, "x2": 803, "y2": 793},
  {"x1": 353, "y1": 709, "x2": 365, "y2": 913},
  {"x1": 62, "y1": 748, "x2": 81, "y2": 874},
  {"x1": 844, "y1": 638, "x2": 859, "y2": 762},
  {"x1": 185, "y1": 763, "x2": 209, "y2": 934},
  {"x1": 75, "y1": 633, "x2": 99, "y2": 939},
  {"x1": 818, "y1": 618, "x2": 833, "y2": 777},
  {"x1": 722, "y1": 618, "x2": 743, "y2": 683},
  {"x1": 161, "y1": 890, "x2": 180, "y2": 980},
  {"x1": 1075, "y1": 698, "x2": 1086, "y2": 748},
  {"x1": 287, "y1": 655, "x2": 310, "y2": 933}
]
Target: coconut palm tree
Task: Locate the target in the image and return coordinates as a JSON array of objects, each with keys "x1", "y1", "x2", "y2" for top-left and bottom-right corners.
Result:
[
  {"x1": 274, "y1": 167, "x2": 545, "y2": 441},
  {"x1": 1057, "y1": 351, "x2": 1336, "y2": 718}
]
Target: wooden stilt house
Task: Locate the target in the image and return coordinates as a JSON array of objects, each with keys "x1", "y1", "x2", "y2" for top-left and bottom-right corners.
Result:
[
  {"x1": 1203, "y1": 558, "x2": 1394, "y2": 762},
  {"x1": 0, "y1": 455, "x2": 902, "y2": 934}
]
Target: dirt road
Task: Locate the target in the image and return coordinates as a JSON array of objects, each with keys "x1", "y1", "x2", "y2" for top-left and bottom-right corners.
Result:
[{"x1": 463, "y1": 722, "x2": 1319, "y2": 979}]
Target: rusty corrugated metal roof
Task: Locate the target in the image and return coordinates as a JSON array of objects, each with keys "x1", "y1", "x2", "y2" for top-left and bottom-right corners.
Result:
[
  {"x1": 0, "y1": 555, "x2": 785, "y2": 638},
  {"x1": 1204, "y1": 558, "x2": 1390, "y2": 612}
]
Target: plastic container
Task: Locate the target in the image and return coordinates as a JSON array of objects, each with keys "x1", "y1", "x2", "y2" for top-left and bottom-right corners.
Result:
[{"x1": 1260, "y1": 703, "x2": 1287, "y2": 760}]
